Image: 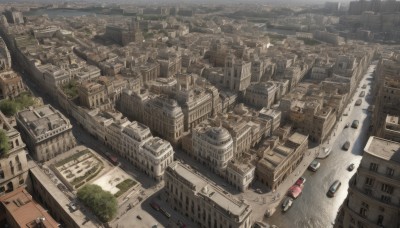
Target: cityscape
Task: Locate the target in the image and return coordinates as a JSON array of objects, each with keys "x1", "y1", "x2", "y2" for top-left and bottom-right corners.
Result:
[{"x1": 0, "y1": 0, "x2": 399, "y2": 228}]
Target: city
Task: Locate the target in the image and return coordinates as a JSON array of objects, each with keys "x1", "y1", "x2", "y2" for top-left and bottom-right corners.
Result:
[{"x1": 0, "y1": 1, "x2": 399, "y2": 228}]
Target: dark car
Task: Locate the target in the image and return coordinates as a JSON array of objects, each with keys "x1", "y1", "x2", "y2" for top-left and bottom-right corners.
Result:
[
  {"x1": 150, "y1": 201, "x2": 160, "y2": 211},
  {"x1": 328, "y1": 180, "x2": 342, "y2": 197},
  {"x1": 348, "y1": 163, "x2": 355, "y2": 171},
  {"x1": 342, "y1": 141, "x2": 350, "y2": 151},
  {"x1": 351, "y1": 120, "x2": 359, "y2": 129},
  {"x1": 136, "y1": 215, "x2": 142, "y2": 220}
]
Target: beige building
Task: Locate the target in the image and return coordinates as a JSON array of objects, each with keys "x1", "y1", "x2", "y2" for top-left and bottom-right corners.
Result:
[
  {"x1": 158, "y1": 50, "x2": 182, "y2": 78},
  {"x1": 193, "y1": 125, "x2": 234, "y2": 175},
  {"x1": 383, "y1": 115, "x2": 400, "y2": 143},
  {"x1": 224, "y1": 55, "x2": 252, "y2": 92},
  {"x1": 16, "y1": 105, "x2": 76, "y2": 162},
  {"x1": 0, "y1": 112, "x2": 29, "y2": 195},
  {"x1": 257, "y1": 132, "x2": 308, "y2": 191},
  {"x1": 226, "y1": 156, "x2": 256, "y2": 192},
  {"x1": 244, "y1": 82, "x2": 278, "y2": 109},
  {"x1": 165, "y1": 161, "x2": 252, "y2": 228},
  {"x1": 0, "y1": 71, "x2": 25, "y2": 99},
  {"x1": 78, "y1": 82, "x2": 109, "y2": 110},
  {"x1": 336, "y1": 137, "x2": 400, "y2": 228}
]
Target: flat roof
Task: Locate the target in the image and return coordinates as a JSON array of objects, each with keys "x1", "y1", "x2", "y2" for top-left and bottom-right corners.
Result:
[
  {"x1": 170, "y1": 162, "x2": 250, "y2": 217},
  {"x1": 364, "y1": 136, "x2": 400, "y2": 163},
  {"x1": 0, "y1": 187, "x2": 59, "y2": 228}
]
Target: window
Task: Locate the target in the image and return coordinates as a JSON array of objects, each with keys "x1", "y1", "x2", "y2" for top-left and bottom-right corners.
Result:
[
  {"x1": 365, "y1": 177, "x2": 374, "y2": 186},
  {"x1": 381, "y1": 184, "x2": 394, "y2": 194},
  {"x1": 381, "y1": 195, "x2": 391, "y2": 203},
  {"x1": 386, "y1": 167, "x2": 394, "y2": 177},
  {"x1": 370, "y1": 163, "x2": 379, "y2": 172},
  {"x1": 360, "y1": 208, "x2": 367, "y2": 217},
  {"x1": 377, "y1": 215, "x2": 384, "y2": 226}
]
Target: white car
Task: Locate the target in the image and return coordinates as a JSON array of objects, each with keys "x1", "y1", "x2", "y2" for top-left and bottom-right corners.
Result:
[{"x1": 308, "y1": 160, "x2": 320, "y2": 172}]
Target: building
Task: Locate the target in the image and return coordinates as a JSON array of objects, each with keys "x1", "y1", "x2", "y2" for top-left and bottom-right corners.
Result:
[
  {"x1": 244, "y1": 82, "x2": 277, "y2": 109},
  {"x1": 78, "y1": 82, "x2": 109, "y2": 110},
  {"x1": 192, "y1": 125, "x2": 234, "y2": 175},
  {"x1": 336, "y1": 137, "x2": 400, "y2": 228},
  {"x1": 104, "y1": 18, "x2": 143, "y2": 46},
  {"x1": 0, "y1": 112, "x2": 29, "y2": 195},
  {"x1": 16, "y1": 105, "x2": 76, "y2": 162},
  {"x1": 0, "y1": 38, "x2": 11, "y2": 71},
  {"x1": 224, "y1": 55, "x2": 252, "y2": 92},
  {"x1": 226, "y1": 156, "x2": 256, "y2": 192},
  {"x1": 383, "y1": 114, "x2": 400, "y2": 143},
  {"x1": 141, "y1": 137, "x2": 174, "y2": 180},
  {"x1": 158, "y1": 50, "x2": 182, "y2": 78},
  {"x1": 165, "y1": 161, "x2": 252, "y2": 228},
  {"x1": 257, "y1": 132, "x2": 308, "y2": 191},
  {"x1": 0, "y1": 187, "x2": 59, "y2": 228},
  {"x1": 0, "y1": 71, "x2": 25, "y2": 99}
]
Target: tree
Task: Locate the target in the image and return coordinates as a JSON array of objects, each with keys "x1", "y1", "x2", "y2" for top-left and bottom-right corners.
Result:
[
  {"x1": 0, "y1": 129, "x2": 10, "y2": 157},
  {"x1": 77, "y1": 184, "x2": 118, "y2": 222},
  {"x1": 0, "y1": 100, "x2": 18, "y2": 116}
]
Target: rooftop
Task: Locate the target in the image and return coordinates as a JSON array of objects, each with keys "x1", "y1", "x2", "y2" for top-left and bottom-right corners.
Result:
[
  {"x1": 0, "y1": 187, "x2": 59, "y2": 228},
  {"x1": 364, "y1": 136, "x2": 400, "y2": 163},
  {"x1": 168, "y1": 161, "x2": 251, "y2": 218}
]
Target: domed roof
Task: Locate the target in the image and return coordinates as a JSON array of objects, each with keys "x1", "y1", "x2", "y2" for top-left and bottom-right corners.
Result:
[{"x1": 206, "y1": 126, "x2": 231, "y2": 143}]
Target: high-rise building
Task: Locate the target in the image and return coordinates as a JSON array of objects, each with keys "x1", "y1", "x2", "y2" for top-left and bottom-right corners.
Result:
[{"x1": 336, "y1": 136, "x2": 400, "y2": 228}]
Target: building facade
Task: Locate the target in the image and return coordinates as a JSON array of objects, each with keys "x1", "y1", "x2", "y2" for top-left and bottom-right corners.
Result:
[
  {"x1": 16, "y1": 105, "x2": 76, "y2": 162},
  {"x1": 165, "y1": 161, "x2": 253, "y2": 228},
  {"x1": 336, "y1": 137, "x2": 400, "y2": 228}
]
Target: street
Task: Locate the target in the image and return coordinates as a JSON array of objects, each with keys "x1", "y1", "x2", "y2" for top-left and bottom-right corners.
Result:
[{"x1": 265, "y1": 65, "x2": 376, "y2": 228}]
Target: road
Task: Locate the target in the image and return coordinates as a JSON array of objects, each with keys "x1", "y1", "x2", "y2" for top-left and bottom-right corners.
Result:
[{"x1": 266, "y1": 64, "x2": 376, "y2": 228}]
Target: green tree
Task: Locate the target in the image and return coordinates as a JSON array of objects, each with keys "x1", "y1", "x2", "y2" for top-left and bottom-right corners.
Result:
[
  {"x1": 0, "y1": 100, "x2": 18, "y2": 116},
  {"x1": 0, "y1": 129, "x2": 10, "y2": 157},
  {"x1": 77, "y1": 184, "x2": 118, "y2": 222}
]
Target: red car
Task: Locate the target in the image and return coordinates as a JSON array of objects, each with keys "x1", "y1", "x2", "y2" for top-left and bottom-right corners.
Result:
[
  {"x1": 150, "y1": 201, "x2": 160, "y2": 211},
  {"x1": 295, "y1": 177, "x2": 306, "y2": 186},
  {"x1": 287, "y1": 185, "x2": 304, "y2": 199}
]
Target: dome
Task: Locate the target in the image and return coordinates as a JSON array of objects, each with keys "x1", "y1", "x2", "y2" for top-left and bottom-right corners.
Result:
[{"x1": 206, "y1": 126, "x2": 231, "y2": 144}]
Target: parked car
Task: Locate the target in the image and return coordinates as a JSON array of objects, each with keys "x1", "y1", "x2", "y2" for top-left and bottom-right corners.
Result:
[
  {"x1": 362, "y1": 84, "x2": 367, "y2": 89},
  {"x1": 295, "y1": 177, "x2": 306, "y2": 186},
  {"x1": 320, "y1": 147, "x2": 331, "y2": 158},
  {"x1": 282, "y1": 197, "x2": 294, "y2": 212},
  {"x1": 342, "y1": 141, "x2": 350, "y2": 151},
  {"x1": 287, "y1": 185, "x2": 303, "y2": 199},
  {"x1": 150, "y1": 201, "x2": 160, "y2": 211},
  {"x1": 160, "y1": 208, "x2": 171, "y2": 219},
  {"x1": 359, "y1": 91, "x2": 365, "y2": 97},
  {"x1": 343, "y1": 113, "x2": 348, "y2": 116},
  {"x1": 348, "y1": 163, "x2": 355, "y2": 171},
  {"x1": 344, "y1": 123, "x2": 350, "y2": 128},
  {"x1": 351, "y1": 120, "x2": 359, "y2": 129},
  {"x1": 355, "y1": 99, "x2": 362, "y2": 106},
  {"x1": 308, "y1": 160, "x2": 320, "y2": 172},
  {"x1": 328, "y1": 180, "x2": 342, "y2": 197}
]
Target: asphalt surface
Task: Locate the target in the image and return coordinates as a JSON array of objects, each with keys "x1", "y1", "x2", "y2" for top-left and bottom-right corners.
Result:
[{"x1": 266, "y1": 65, "x2": 376, "y2": 228}]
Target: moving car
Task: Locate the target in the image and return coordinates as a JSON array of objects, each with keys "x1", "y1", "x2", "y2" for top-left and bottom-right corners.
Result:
[
  {"x1": 351, "y1": 120, "x2": 359, "y2": 129},
  {"x1": 348, "y1": 163, "x2": 355, "y2": 171},
  {"x1": 295, "y1": 177, "x2": 306, "y2": 186},
  {"x1": 359, "y1": 91, "x2": 365, "y2": 97},
  {"x1": 136, "y1": 215, "x2": 142, "y2": 220},
  {"x1": 308, "y1": 160, "x2": 320, "y2": 172},
  {"x1": 287, "y1": 185, "x2": 303, "y2": 199},
  {"x1": 342, "y1": 141, "x2": 350, "y2": 151},
  {"x1": 282, "y1": 197, "x2": 294, "y2": 212},
  {"x1": 327, "y1": 180, "x2": 342, "y2": 197},
  {"x1": 355, "y1": 99, "x2": 362, "y2": 106}
]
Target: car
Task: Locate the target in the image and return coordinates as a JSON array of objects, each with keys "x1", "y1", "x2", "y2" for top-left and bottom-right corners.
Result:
[
  {"x1": 351, "y1": 120, "x2": 359, "y2": 129},
  {"x1": 362, "y1": 84, "x2": 367, "y2": 89},
  {"x1": 355, "y1": 99, "x2": 362, "y2": 106},
  {"x1": 348, "y1": 163, "x2": 355, "y2": 171},
  {"x1": 160, "y1": 208, "x2": 171, "y2": 219},
  {"x1": 282, "y1": 197, "x2": 294, "y2": 212},
  {"x1": 342, "y1": 141, "x2": 350, "y2": 151},
  {"x1": 287, "y1": 185, "x2": 303, "y2": 199},
  {"x1": 150, "y1": 201, "x2": 160, "y2": 211},
  {"x1": 308, "y1": 160, "x2": 320, "y2": 172},
  {"x1": 319, "y1": 147, "x2": 331, "y2": 158},
  {"x1": 359, "y1": 91, "x2": 365, "y2": 97},
  {"x1": 295, "y1": 177, "x2": 306, "y2": 186},
  {"x1": 344, "y1": 123, "x2": 350, "y2": 128},
  {"x1": 136, "y1": 215, "x2": 142, "y2": 220},
  {"x1": 327, "y1": 180, "x2": 342, "y2": 197},
  {"x1": 343, "y1": 113, "x2": 348, "y2": 116},
  {"x1": 255, "y1": 188, "x2": 263, "y2": 194}
]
